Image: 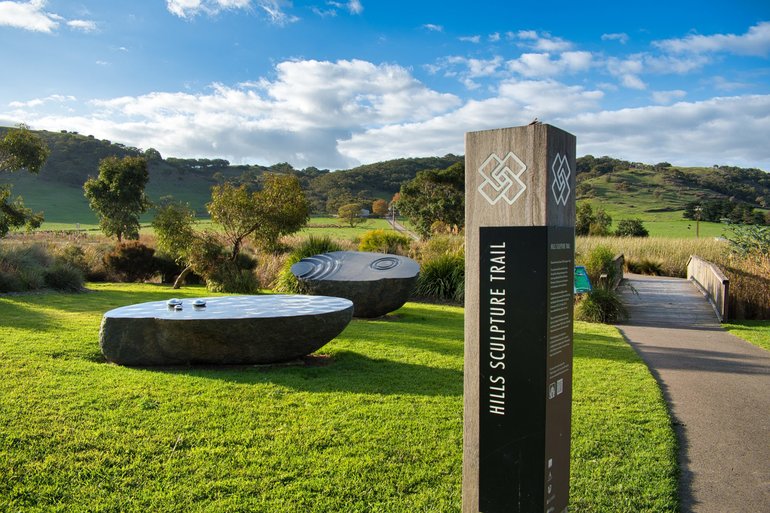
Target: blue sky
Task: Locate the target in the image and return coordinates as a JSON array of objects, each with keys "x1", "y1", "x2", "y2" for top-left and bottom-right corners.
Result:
[{"x1": 1, "y1": 0, "x2": 770, "y2": 170}]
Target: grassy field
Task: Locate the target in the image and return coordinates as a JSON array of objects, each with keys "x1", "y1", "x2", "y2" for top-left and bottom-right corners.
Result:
[
  {"x1": 723, "y1": 321, "x2": 770, "y2": 352},
  {"x1": 0, "y1": 285, "x2": 677, "y2": 512}
]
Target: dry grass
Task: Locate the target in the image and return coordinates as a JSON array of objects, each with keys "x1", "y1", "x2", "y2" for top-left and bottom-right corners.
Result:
[
  {"x1": 576, "y1": 236, "x2": 727, "y2": 278},
  {"x1": 577, "y1": 236, "x2": 770, "y2": 320}
]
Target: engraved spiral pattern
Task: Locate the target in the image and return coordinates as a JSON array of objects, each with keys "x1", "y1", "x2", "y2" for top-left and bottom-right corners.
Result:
[
  {"x1": 369, "y1": 257, "x2": 400, "y2": 271},
  {"x1": 292, "y1": 254, "x2": 342, "y2": 280}
]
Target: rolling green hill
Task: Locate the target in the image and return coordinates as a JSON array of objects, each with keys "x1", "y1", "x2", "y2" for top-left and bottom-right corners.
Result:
[
  {"x1": 575, "y1": 157, "x2": 770, "y2": 237},
  {"x1": 2, "y1": 127, "x2": 768, "y2": 237}
]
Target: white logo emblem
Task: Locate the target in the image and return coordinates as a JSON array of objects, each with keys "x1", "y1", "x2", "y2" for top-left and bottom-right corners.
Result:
[
  {"x1": 551, "y1": 153, "x2": 571, "y2": 206},
  {"x1": 477, "y1": 152, "x2": 527, "y2": 205}
]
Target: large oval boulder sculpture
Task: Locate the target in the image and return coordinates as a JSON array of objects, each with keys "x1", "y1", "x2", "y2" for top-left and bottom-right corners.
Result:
[
  {"x1": 99, "y1": 295, "x2": 353, "y2": 366},
  {"x1": 291, "y1": 251, "x2": 420, "y2": 318}
]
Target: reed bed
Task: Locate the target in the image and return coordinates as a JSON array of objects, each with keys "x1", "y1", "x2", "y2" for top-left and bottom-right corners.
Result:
[{"x1": 577, "y1": 236, "x2": 770, "y2": 320}]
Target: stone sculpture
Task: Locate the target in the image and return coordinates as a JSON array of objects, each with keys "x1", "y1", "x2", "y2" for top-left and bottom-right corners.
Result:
[
  {"x1": 100, "y1": 295, "x2": 353, "y2": 366},
  {"x1": 291, "y1": 251, "x2": 420, "y2": 318}
]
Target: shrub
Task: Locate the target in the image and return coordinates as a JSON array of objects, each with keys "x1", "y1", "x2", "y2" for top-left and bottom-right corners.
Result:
[
  {"x1": 44, "y1": 263, "x2": 84, "y2": 292},
  {"x1": 273, "y1": 235, "x2": 343, "y2": 293},
  {"x1": 206, "y1": 261, "x2": 260, "y2": 294},
  {"x1": 615, "y1": 218, "x2": 649, "y2": 237},
  {"x1": 414, "y1": 253, "x2": 465, "y2": 303},
  {"x1": 103, "y1": 242, "x2": 158, "y2": 282},
  {"x1": 358, "y1": 229, "x2": 411, "y2": 255},
  {"x1": 575, "y1": 288, "x2": 628, "y2": 323}
]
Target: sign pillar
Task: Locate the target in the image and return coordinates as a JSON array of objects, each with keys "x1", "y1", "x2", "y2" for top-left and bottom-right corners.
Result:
[{"x1": 463, "y1": 124, "x2": 576, "y2": 513}]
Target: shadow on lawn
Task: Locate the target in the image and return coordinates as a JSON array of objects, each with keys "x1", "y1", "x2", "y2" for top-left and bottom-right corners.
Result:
[
  {"x1": 0, "y1": 299, "x2": 56, "y2": 329},
  {"x1": 156, "y1": 350, "x2": 464, "y2": 397}
]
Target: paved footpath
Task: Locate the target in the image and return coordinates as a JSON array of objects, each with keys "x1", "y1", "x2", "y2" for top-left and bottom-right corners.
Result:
[{"x1": 616, "y1": 274, "x2": 770, "y2": 513}]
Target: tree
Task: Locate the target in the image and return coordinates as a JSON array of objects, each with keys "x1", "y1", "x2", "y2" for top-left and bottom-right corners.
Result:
[
  {"x1": 152, "y1": 199, "x2": 198, "y2": 288},
  {"x1": 0, "y1": 124, "x2": 49, "y2": 237},
  {"x1": 576, "y1": 202, "x2": 612, "y2": 236},
  {"x1": 207, "y1": 182, "x2": 262, "y2": 260},
  {"x1": 371, "y1": 198, "x2": 389, "y2": 217},
  {"x1": 575, "y1": 203, "x2": 594, "y2": 236},
  {"x1": 590, "y1": 208, "x2": 612, "y2": 236},
  {"x1": 396, "y1": 162, "x2": 464, "y2": 238},
  {"x1": 615, "y1": 218, "x2": 649, "y2": 237},
  {"x1": 84, "y1": 156, "x2": 150, "y2": 241},
  {"x1": 252, "y1": 174, "x2": 310, "y2": 251},
  {"x1": 338, "y1": 203, "x2": 366, "y2": 228},
  {"x1": 208, "y1": 174, "x2": 309, "y2": 256}
]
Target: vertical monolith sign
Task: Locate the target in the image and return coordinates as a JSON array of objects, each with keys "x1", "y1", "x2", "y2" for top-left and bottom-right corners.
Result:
[{"x1": 463, "y1": 124, "x2": 576, "y2": 513}]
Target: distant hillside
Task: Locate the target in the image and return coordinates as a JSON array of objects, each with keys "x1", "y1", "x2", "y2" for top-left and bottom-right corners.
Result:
[
  {"x1": 0, "y1": 126, "x2": 463, "y2": 224},
  {"x1": 575, "y1": 156, "x2": 770, "y2": 224},
  {"x1": 2, "y1": 126, "x2": 768, "y2": 231}
]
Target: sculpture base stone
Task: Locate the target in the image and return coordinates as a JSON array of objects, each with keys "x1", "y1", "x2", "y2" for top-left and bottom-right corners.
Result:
[{"x1": 99, "y1": 295, "x2": 353, "y2": 366}]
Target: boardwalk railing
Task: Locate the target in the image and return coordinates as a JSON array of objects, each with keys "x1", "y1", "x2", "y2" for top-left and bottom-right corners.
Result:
[{"x1": 687, "y1": 255, "x2": 730, "y2": 322}]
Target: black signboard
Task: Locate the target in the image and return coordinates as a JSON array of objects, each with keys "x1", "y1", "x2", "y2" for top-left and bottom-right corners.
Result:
[{"x1": 478, "y1": 226, "x2": 573, "y2": 513}]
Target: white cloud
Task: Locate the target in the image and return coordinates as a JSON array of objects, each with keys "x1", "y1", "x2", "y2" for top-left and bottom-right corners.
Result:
[
  {"x1": 422, "y1": 23, "x2": 442, "y2": 32},
  {"x1": 564, "y1": 95, "x2": 770, "y2": 168},
  {"x1": 489, "y1": 32, "x2": 500, "y2": 42},
  {"x1": 258, "y1": 1, "x2": 298, "y2": 25},
  {"x1": 601, "y1": 33, "x2": 629, "y2": 44},
  {"x1": 508, "y1": 51, "x2": 593, "y2": 78},
  {"x1": 0, "y1": 0, "x2": 58, "y2": 32},
  {"x1": 642, "y1": 53, "x2": 711, "y2": 74},
  {"x1": 338, "y1": 79, "x2": 604, "y2": 162},
  {"x1": 515, "y1": 30, "x2": 573, "y2": 52},
  {"x1": 67, "y1": 19, "x2": 96, "y2": 32},
  {"x1": 654, "y1": 21, "x2": 770, "y2": 56},
  {"x1": 13, "y1": 59, "x2": 459, "y2": 169},
  {"x1": 651, "y1": 89, "x2": 687, "y2": 105},
  {"x1": 712, "y1": 76, "x2": 750, "y2": 92},
  {"x1": 0, "y1": 1, "x2": 98, "y2": 33},
  {"x1": 459, "y1": 35, "x2": 480, "y2": 44},
  {"x1": 345, "y1": 0, "x2": 363, "y2": 14},
  {"x1": 6, "y1": 52, "x2": 770, "y2": 171},
  {"x1": 606, "y1": 56, "x2": 646, "y2": 89},
  {"x1": 166, "y1": 0, "x2": 299, "y2": 24},
  {"x1": 8, "y1": 94, "x2": 76, "y2": 108}
]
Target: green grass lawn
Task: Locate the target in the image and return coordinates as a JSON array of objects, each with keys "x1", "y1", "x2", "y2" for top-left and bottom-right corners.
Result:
[
  {"x1": 723, "y1": 320, "x2": 770, "y2": 352},
  {"x1": 0, "y1": 285, "x2": 677, "y2": 512}
]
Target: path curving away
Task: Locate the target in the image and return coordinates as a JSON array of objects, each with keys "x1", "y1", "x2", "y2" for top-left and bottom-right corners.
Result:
[{"x1": 615, "y1": 274, "x2": 770, "y2": 513}]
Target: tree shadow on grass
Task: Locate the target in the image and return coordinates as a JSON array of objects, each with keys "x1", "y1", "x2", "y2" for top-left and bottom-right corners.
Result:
[
  {"x1": 0, "y1": 299, "x2": 56, "y2": 329},
  {"x1": 148, "y1": 350, "x2": 464, "y2": 397}
]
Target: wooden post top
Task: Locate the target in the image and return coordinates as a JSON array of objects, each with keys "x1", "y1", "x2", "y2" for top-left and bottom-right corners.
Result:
[{"x1": 465, "y1": 124, "x2": 576, "y2": 229}]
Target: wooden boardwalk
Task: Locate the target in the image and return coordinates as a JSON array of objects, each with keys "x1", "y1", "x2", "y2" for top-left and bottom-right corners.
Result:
[{"x1": 616, "y1": 274, "x2": 770, "y2": 513}]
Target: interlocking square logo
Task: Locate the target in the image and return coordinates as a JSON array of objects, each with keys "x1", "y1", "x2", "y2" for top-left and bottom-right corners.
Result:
[
  {"x1": 477, "y1": 152, "x2": 527, "y2": 205},
  {"x1": 551, "y1": 153, "x2": 571, "y2": 206}
]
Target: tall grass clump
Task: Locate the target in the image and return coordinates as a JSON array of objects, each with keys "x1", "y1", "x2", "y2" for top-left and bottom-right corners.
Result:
[
  {"x1": 414, "y1": 253, "x2": 465, "y2": 303},
  {"x1": 409, "y1": 233, "x2": 464, "y2": 262},
  {"x1": 721, "y1": 225, "x2": 770, "y2": 319},
  {"x1": 272, "y1": 235, "x2": 343, "y2": 293},
  {"x1": 0, "y1": 244, "x2": 84, "y2": 293},
  {"x1": 575, "y1": 244, "x2": 627, "y2": 323}
]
